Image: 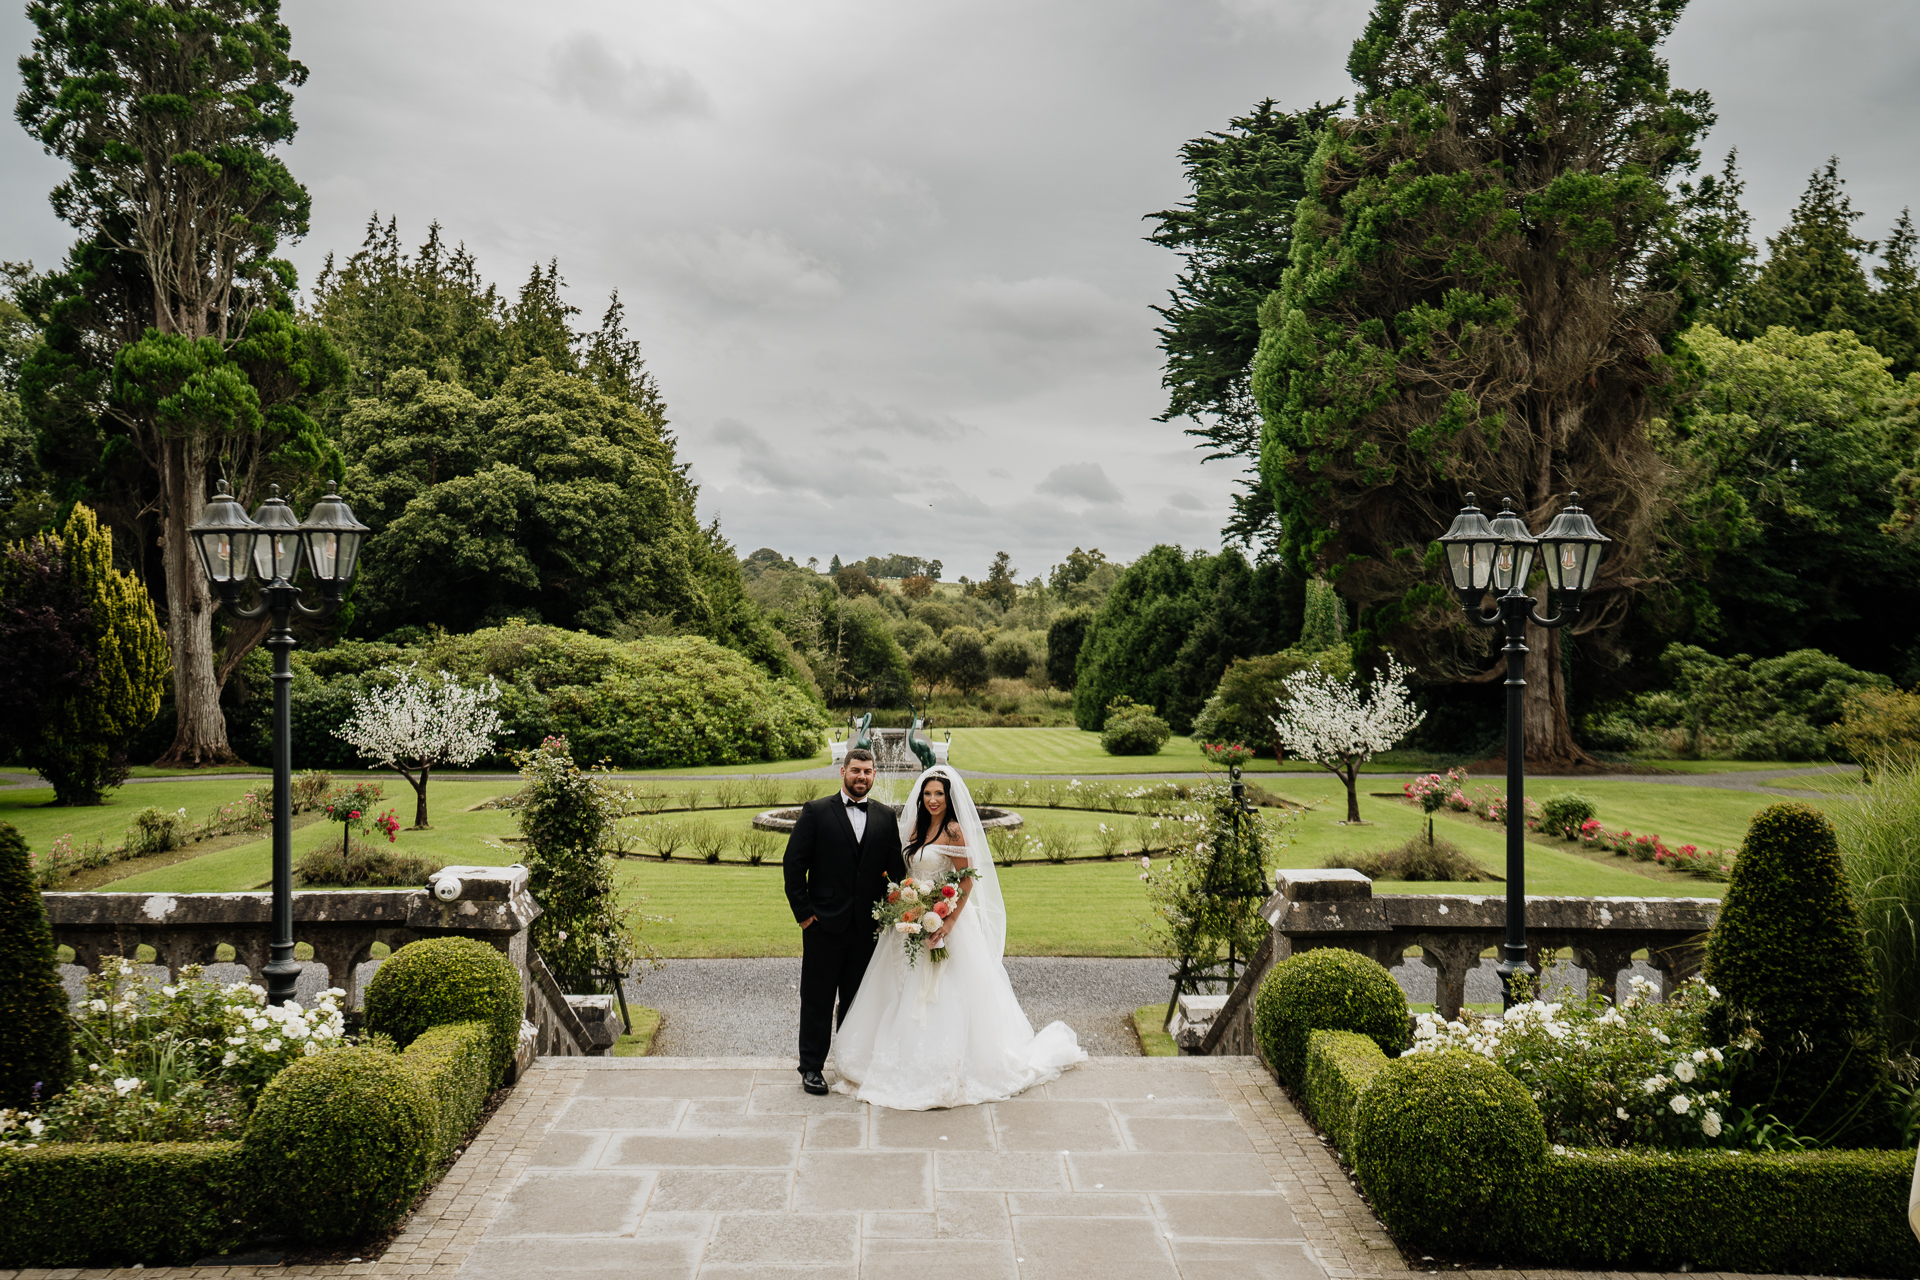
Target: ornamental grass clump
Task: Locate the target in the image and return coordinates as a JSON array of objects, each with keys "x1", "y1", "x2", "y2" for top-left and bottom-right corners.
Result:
[
  {"x1": 1704, "y1": 801, "x2": 1898, "y2": 1147},
  {"x1": 1253, "y1": 948, "x2": 1409, "y2": 1090},
  {"x1": 1832, "y1": 764, "x2": 1920, "y2": 1059}
]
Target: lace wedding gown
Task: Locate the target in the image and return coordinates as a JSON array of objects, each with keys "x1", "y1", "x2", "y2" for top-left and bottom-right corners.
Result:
[{"x1": 831, "y1": 841, "x2": 1086, "y2": 1109}]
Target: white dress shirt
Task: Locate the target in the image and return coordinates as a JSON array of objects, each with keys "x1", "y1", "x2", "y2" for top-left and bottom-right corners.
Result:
[{"x1": 839, "y1": 790, "x2": 869, "y2": 841}]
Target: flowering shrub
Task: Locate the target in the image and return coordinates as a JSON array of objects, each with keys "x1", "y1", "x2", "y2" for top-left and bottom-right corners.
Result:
[
  {"x1": 1406, "y1": 976, "x2": 1753, "y2": 1149},
  {"x1": 1403, "y1": 767, "x2": 1469, "y2": 814},
  {"x1": 0, "y1": 957, "x2": 345, "y2": 1148},
  {"x1": 1201, "y1": 741, "x2": 1255, "y2": 769}
]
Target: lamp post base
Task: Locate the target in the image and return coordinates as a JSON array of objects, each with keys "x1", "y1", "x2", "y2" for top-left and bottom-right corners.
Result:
[{"x1": 1494, "y1": 948, "x2": 1535, "y2": 1011}]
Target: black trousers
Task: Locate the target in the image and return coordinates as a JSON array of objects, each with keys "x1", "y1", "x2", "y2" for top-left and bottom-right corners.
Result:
[{"x1": 798, "y1": 924, "x2": 875, "y2": 1074}]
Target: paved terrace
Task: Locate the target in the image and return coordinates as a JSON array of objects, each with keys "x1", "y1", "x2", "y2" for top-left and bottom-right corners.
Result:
[{"x1": 0, "y1": 1054, "x2": 1876, "y2": 1280}]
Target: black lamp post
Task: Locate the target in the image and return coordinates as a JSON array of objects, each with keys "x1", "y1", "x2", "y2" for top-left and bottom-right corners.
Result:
[
  {"x1": 188, "y1": 480, "x2": 368, "y2": 1006},
  {"x1": 1437, "y1": 492, "x2": 1610, "y2": 1009}
]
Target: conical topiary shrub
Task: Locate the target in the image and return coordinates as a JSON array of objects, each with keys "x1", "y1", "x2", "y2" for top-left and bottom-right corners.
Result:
[
  {"x1": 1704, "y1": 801, "x2": 1895, "y2": 1146},
  {"x1": 0, "y1": 821, "x2": 72, "y2": 1109}
]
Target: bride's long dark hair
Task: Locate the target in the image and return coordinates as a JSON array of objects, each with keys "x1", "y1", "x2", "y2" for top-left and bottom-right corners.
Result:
[{"x1": 905, "y1": 774, "x2": 959, "y2": 856}]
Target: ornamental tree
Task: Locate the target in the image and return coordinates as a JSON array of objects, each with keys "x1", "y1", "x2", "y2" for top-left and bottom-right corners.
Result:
[
  {"x1": 15, "y1": 0, "x2": 343, "y2": 766},
  {"x1": 334, "y1": 667, "x2": 502, "y2": 828},
  {"x1": 1254, "y1": 0, "x2": 1714, "y2": 767},
  {"x1": 1271, "y1": 657, "x2": 1425, "y2": 823}
]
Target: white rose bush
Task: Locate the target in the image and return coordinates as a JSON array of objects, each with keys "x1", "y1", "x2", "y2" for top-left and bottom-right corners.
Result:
[
  {"x1": 0, "y1": 957, "x2": 346, "y2": 1147},
  {"x1": 1406, "y1": 974, "x2": 1758, "y2": 1149}
]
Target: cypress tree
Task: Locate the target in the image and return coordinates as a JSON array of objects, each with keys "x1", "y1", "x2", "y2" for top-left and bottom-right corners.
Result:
[
  {"x1": 1747, "y1": 158, "x2": 1877, "y2": 341},
  {"x1": 0, "y1": 820, "x2": 72, "y2": 1110},
  {"x1": 1704, "y1": 801, "x2": 1896, "y2": 1147},
  {"x1": 28, "y1": 504, "x2": 169, "y2": 805}
]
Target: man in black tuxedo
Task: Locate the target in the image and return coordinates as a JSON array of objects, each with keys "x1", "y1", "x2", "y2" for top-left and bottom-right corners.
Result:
[{"x1": 783, "y1": 748, "x2": 904, "y2": 1095}]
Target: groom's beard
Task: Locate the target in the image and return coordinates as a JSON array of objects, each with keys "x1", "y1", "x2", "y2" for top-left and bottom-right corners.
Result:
[{"x1": 844, "y1": 776, "x2": 874, "y2": 798}]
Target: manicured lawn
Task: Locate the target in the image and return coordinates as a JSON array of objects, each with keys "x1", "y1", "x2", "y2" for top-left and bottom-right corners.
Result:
[
  {"x1": 105, "y1": 781, "x2": 518, "y2": 892},
  {"x1": 947, "y1": 728, "x2": 1301, "y2": 775},
  {"x1": 627, "y1": 749, "x2": 833, "y2": 777},
  {"x1": 1621, "y1": 758, "x2": 1848, "y2": 775},
  {"x1": 3, "y1": 778, "x2": 279, "y2": 856}
]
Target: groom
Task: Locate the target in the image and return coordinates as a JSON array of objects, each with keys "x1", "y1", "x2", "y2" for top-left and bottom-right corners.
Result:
[{"x1": 783, "y1": 748, "x2": 905, "y2": 1095}]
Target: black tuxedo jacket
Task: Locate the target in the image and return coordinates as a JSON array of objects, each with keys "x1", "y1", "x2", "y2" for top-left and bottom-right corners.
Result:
[{"x1": 783, "y1": 794, "x2": 905, "y2": 935}]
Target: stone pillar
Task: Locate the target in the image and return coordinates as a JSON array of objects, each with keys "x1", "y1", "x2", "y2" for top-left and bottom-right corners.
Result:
[{"x1": 1412, "y1": 937, "x2": 1485, "y2": 1021}]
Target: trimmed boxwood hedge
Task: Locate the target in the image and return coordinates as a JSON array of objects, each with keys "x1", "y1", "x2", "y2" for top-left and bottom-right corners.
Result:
[
  {"x1": 1529, "y1": 1146, "x2": 1920, "y2": 1274},
  {"x1": 1302, "y1": 1026, "x2": 1920, "y2": 1273},
  {"x1": 365, "y1": 935, "x2": 523, "y2": 1087},
  {"x1": 1301, "y1": 1029, "x2": 1390, "y2": 1157},
  {"x1": 246, "y1": 1021, "x2": 494, "y2": 1243},
  {"x1": 0, "y1": 820, "x2": 70, "y2": 1109},
  {"x1": 1352, "y1": 1049, "x2": 1547, "y2": 1252},
  {"x1": 0, "y1": 1141, "x2": 251, "y2": 1265},
  {"x1": 1253, "y1": 946, "x2": 1410, "y2": 1089}
]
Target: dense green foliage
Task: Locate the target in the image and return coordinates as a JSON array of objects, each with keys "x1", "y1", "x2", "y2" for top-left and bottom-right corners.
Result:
[
  {"x1": 1144, "y1": 780, "x2": 1276, "y2": 986},
  {"x1": 1833, "y1": 765, "x2": 1920, "y2": 1058},
  {"x1": 229, "y1": 624, "x2": 825, "y2": 770},
  {"x1": 1252, "y1": 947, "x2": 1410, "y2": 1090},
  {"x1": 1536, "y1": 793, "x2": 1599, "y2": 840},
  {"x1": 244, "y1": 1045, "x2": 433, "y2": 1242},
  {"x1": 0, "y1": 822, "x2": 70, "y2": 1109},
  {"x1": 1072, "y1": 546, "x2": 1301, "y2": 733},
  {"x1": 8, "y1": 506, "x2": 167, "y2": 803},
  {"x1": 1145, "y1": 99, "x2": 1344, "y2": 544},
  {"x1": 1253, "y1": 0, "x2": 1711, "y2": 763},
  {"x1": 0, "y1": 1140, "x2": 250, "y2": 1265},
  {"x1": 1301, "y1": 1028, "x2": 1390, "y2": 1156},
  {"x1": 1704, "y1": 802, "x2": 1895, "y2": 1146},
  {"x1": 1527, "y1": 1146, "x2": 1920, "y2": 1273},
  {"x1": 14, "y1": 0, "x2": 345, "y2": 766},
  {"x1": 514, "y1": 737, "x2": 637, "y2": 981},
  {"x1": 1189, "y1": 646, "x2": 1352, "y2": 756},
  {"x1": 363, "y1": 937, "x2": 523, "y2": 1087},
  {"x1": 1044, "y1": 607, "x2": 1092, "y2": 691},
  {"x1": 1352, "y1": 1050, "x2": 1545, "y2": 1251},
  {"x1": 1587, "y1": 643, "x2": 1890, "y2": 759},
  {"x1": 1099, "y1": 697, "x2": 1171, "y2": 756},
  {"x1": 1657, "y1": 325, "x2": 1920, "y2": 670}
]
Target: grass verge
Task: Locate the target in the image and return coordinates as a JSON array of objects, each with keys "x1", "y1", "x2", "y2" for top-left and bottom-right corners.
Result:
[
  {"x1": 1133, "y1": 1005, "x2": 1177, "y2": 1057},
  {"x1": 612, "y1": 1008, "x2": 662, "y2": 1056}
]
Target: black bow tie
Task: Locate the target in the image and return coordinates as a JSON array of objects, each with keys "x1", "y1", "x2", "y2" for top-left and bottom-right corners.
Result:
[{"x1": 844, "y1": 798, "x2": 868, "y2": 812}]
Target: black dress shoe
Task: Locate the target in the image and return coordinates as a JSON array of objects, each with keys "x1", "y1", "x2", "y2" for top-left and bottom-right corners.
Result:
[{"x1": 800, "y1": 1070, "x2": 829, "y2": 1096}]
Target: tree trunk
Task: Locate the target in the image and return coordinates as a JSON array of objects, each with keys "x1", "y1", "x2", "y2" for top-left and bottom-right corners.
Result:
[
  {"x1": 1523, "y1": 596, "x2": 1597, "y2": 770},
  {"x1": 412, "y1": 764, "x2": 431, "y2": 829},
  {"x1": 1343, "y1": 766, "x2": 1362, "y2": 824},
  {"x1": 154, "y1": 436, "x2": 240, "y2": 767}
]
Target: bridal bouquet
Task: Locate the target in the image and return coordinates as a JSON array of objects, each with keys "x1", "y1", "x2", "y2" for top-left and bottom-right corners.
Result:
[{"x1": 873, "y1": 867, "x2": 981, "y2": 967}]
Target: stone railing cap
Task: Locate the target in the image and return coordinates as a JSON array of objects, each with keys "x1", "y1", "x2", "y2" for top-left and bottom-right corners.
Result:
[{"x1": 1275, "y1": 868, "x2": 1373, "y2": 902}]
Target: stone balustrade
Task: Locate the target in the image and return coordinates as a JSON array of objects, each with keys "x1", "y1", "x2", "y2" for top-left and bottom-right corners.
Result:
[
  {"x1": 1193, "y1": 868, "x2": 1722, "y2": 1058},
  {"x1": 43, "y1": 864, "x2": 615, "y2": 1074}
]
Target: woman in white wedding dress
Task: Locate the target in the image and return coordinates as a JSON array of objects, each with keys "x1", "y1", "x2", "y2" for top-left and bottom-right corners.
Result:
[{"x1": 832, "y1": 766, "x2": 1086, "y2": 1109}]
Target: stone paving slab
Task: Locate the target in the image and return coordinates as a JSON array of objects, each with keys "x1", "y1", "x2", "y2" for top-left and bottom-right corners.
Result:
[{"x1": 0, "y1": 1055, "x2": 1877, "y2": 1280}]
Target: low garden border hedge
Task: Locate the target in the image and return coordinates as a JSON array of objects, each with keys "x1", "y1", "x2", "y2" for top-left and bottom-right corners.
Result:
[
  {"x1": 0, "y1": 1140, "x2": 252, "y2": 1266},
  {"x1": 1297, "y1": 1030, "x2": 1920, "y2": 1274},
  {"x1": 0, "y1": 937, "x2": 519, "y2": 1266}
]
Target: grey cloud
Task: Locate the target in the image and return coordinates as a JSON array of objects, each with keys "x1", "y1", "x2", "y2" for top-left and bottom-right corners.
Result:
[
  {"x1": 545, "y1": 31, "x2": 712, "y2": 123},
  {"x1": 659, "y1": 228, "x2": 843, "y2": 308},
  {"x1": 1166, "y1": 490, "x2": 1205, "y2": 510},
  {"x1": 1036, "y1": 462, "x2": 1125, "y2": 505}
]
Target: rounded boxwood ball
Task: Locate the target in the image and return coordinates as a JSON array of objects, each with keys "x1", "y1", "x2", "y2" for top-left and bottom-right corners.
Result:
[
  {"x1": 364, "y1": 937, "x2": 522, "y2": 1086},
  {"x1": 246, "y1": 1046, "x2": 435, "y2": 1242},
  {"x1": 1351, "y1": 1050, "x2": 1546, "y2": 1251},
  {"x1": 1254, "y1": 947, "x2": 1410, "y2": 1089}
]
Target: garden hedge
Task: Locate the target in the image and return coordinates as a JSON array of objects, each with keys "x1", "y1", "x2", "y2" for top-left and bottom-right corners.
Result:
[
  {"x1": 0, "y1": 820, "x2": 70, "y2": 1108},
  {"x1": 1253, "y1": 947, "x2": 1410, "y2": 1089},
  {"x1": 1301, "y1": 1029, "x2": 1389, "y2": 1156},
  {"x1": 1351, "y1": 1049, "x2": 1547, "y2": 1253},
  {"x1": 0, "y1": 1140, "x2": 251, "y2": 1265},
  {"x1": 1705, "y1": 800, "x2": 1897, "y2": 1146},
  {"x1": 246, "y1": 1020, "x2": 493, "y2": 1243},
  {"x1": 1302, "y1": 1028, "x2": 1920, "y2": 1274},
  {"x1": 1529, "y1": 1146, "x2": 1920, "y2": 1274},
  {"x1": 365, "y1": 935, "x2": 524, "y2": 1086}
]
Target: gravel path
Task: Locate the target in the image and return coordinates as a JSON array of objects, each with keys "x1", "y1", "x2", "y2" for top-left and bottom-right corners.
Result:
[{"x1": 628, "y1": 956, "x2": 1171, "y2": 1058}]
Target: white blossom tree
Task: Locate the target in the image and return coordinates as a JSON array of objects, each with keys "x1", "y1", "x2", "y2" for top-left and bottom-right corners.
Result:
[
  {"x1": 335, "y1": 667, "x2": 504, "y2": 828},
  {"x1": 1271, "y1": 657, "x2": 1425, "y2": 824}
]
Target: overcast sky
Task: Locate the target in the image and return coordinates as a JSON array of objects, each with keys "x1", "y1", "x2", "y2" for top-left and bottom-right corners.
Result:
[{"x1": 4, "y1": 0, "x2": 1916, "y2": 582}]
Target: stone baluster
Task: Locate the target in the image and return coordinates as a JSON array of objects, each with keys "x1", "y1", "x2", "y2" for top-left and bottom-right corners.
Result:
[
  {"x1": 1567, "y1": 942, "x2": 1638, "y2": 1004},
  {"x1": 1411, "y1": 937, "x2": 1486, "y2": 1021}
]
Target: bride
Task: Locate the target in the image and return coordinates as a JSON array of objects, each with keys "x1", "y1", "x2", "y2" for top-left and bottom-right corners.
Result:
[{"x1": 832, "y1": 765, "x2": 1086, "y2": 1109}]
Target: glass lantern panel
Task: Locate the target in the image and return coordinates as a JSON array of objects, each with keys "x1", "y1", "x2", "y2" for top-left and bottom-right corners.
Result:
[
  {"x1": 1580, "y1": 543, "x2": 1604, "y2": 590},
  {"x1": 1446, "y1": 542, "x2": 1473, "y2": 591},
  {"x1": 336, "y1": 531, "x2": 364, "y2": 582},
  {"x1": 311, "y1": 531, "x2": 338, "y2": 580},
  {"x1": 254, "y1": 532, "x2": 300, "y2": 580},
  {"x1": 1471, "y1": 542, "x2": 1493, "y2": 589}
]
